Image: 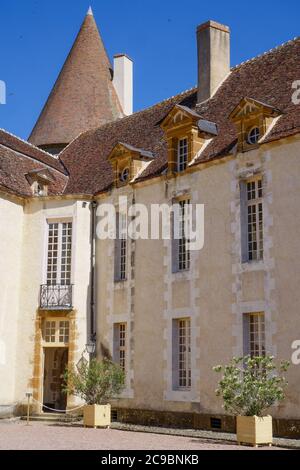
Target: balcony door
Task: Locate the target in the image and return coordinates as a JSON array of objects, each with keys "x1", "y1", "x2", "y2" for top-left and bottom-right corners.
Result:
[
  {"x1": 42, "y1": 221, "x2": 73, "y2": 309},
  {"x1": 47, "y1": 221, "x2": 72, "y2": 286}
]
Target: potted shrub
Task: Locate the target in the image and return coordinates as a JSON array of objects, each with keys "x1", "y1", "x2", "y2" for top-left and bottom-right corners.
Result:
[
  {"x1": 213, "y1": 356, "x2": 289, "y2": 447},
  {"x1": 63, "y1": 358, "x2": 125, "y2": 428}
]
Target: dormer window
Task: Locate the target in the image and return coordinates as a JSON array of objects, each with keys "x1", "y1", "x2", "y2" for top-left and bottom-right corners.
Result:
[
  {"x1": 108, "y1": 142, "x2": 154, "y2": 187},
  {"x1": 160, "y1": 104, "x2": 218, "y2": 175},
  {"x1": 229, "y1": 97, "x2": 282, "y2": 152},
  {"x1": 247, "y1": 127, "x2": 260, "y2": 145},
  {"x1": 26, "y1": 168, "x2": 54, "y2": 197},
  {"x1": 178, "y1": 138, "x2": 188, "y2": 172}
]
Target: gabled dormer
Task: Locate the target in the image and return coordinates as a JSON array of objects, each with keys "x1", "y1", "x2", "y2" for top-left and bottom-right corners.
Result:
[
  {"x1": 161, "y1": 104, "x2": 218, "y2": 175},
  {"x1": 25, "y1": 168, "x2": 54, "y2": 196},
  {"x1": 229, "y1": 97, "x2": 282, "y2": 152},
  {"x1": 108, "y1": 142, "x2": 154, "y2": 188}
]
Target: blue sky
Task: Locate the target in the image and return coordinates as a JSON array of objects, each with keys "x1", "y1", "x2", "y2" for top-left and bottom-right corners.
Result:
[{"x1": 0, "y1": 0, "x2": 300, "y2": 140}]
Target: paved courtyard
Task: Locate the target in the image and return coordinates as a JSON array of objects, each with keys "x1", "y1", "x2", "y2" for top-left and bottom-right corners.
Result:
[{"x1": 0, "y1": 421, "x2": 282, "y2": 450}]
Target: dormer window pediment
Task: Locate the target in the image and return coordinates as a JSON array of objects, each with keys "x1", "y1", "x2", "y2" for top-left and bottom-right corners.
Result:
[
  {"x1": 229, "y1": 97, "x2": 282, "y2": 152},
  {"x1": 108, "y1": 142, "x2": 154, "y2": 187},
  {"x1": 161, "y1": 104, "x2": 218, "y2": 175}
]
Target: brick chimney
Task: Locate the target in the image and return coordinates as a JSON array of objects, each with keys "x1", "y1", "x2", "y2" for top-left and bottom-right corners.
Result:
[
  {"x1": 197, "y1": 20, "x2": 230, "y2": 103},
  {"x1": 113, "y1": 54, "x2": 133, "y2": 116}
]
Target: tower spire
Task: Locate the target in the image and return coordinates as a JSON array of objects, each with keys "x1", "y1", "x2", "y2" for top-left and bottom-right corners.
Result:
[
  {"x1": 29, "y1": 10, "x2": 123, "y2": 153},
  {"x1": 87, "y1": 6, "x2": 93, "y2": 16}
]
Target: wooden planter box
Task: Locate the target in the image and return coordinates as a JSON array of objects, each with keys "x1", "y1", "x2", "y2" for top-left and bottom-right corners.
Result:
[
  {"x1": 83, "y1": 404, "x2": 111, "y2": 428},
  {"x1": 237, "y1": 415, "x2": 273, "y2": 447}
]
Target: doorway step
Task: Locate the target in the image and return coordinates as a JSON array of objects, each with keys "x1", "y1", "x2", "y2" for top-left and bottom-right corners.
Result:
[{"x1": 20, "y1": 413, "x2": 82, "y2": 424}]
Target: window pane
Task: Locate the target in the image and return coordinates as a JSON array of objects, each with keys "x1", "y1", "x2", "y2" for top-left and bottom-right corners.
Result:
[
  {"x1": 246, "y1": 179, "x2": 263, "y2": 261},
  {"x1": 177, "y1": 138, "x2": 188, "y2": 173},
  {"x1": 178, "y1": 318, "x2": 191, "y2": 389}
]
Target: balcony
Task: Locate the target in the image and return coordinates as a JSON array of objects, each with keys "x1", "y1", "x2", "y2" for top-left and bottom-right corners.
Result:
[{"x1": 40, "y1": 284, "x2": 73, "y2": 310}]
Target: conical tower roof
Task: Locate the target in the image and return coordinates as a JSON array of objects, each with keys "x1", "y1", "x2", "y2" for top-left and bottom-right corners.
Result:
[{"x1": 29, "y1": 8, "x2": 123, "y2": 151}]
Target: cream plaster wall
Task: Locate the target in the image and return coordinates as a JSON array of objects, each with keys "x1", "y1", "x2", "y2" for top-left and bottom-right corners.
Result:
[
  {"x1": 96, "y1": 135, "x2": 300, "y2": 420},
  {"x1": 1, "y1": 135, "x2": 300, "y2": 422},
  {"x1": 0, "y1": 196, "x2": 23, "y2": 411},
  {"x1": 13, "y1": 199, "x2": 91, "y2": 407}
]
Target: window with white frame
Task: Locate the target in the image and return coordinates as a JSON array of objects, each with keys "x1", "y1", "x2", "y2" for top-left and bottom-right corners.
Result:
[
  {"x1": 114, "y1": 213, "x2": 127, "y2": 282},
  {"x1": 113, "y1": 323, "x2": 127, "y2": 371},
  {"x1": 249, "y1": 313, "x2": 265, "y2": 357},
  {"x1": 243, "y1": 313, "x2": 265, "y2": 357},
  {"x1": 177, "y1": 138, "x2": 188, "y2": 172},
  {"x1": 47, "y1": 221, "x2": 72, "y2": 285},
  {"x1": 173, "y1": 318, "x2": 191, "y2": 390},
  {"x1": 178, "y1": 199, "x2": 191, "y2": 271},
  {"x1": 43, "y1": 320, "x2": 70, "y2": 345},
  {"x1": 247, "y1": 179, "x2": 263, "y2": 261}
]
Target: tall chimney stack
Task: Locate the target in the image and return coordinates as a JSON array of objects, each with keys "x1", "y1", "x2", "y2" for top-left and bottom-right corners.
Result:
[
  {"x1": 197, "y1": 20, "x2": 230, "y2": 103},
  {"x1": 113, "y1": 54, "x2": 133, "y2": 116}
]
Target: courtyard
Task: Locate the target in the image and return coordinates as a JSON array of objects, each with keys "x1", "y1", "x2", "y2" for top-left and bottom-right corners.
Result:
[{"x1": 0, "y1": 421, "x2": 283, "y2": 451}]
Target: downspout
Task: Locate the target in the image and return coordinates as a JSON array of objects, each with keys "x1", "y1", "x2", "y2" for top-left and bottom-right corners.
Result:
[{"x1": 89, "y1": 200, "x2": 97, "y2": 360}]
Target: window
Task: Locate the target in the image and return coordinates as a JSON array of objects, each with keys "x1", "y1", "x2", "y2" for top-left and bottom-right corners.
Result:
[
  {"x1": 114, "y1": 213, "x2": 127, "y2": 282},
  {"x1": 247, "y1": 179, "x2": 263, "y2": 261},
  {"x1": 119, "y1": 167, "x2": 130, "y2": 183},
  {"x1": 44, "y1": 321, "x2": 56, "y2": 343},
  {"x1": 47, "y1": 221, "x2": 72, "y2": 285},
  {"x1": 247, "y1": 127, "x2": 260, "y2": 145},
  {"x1": 177, "y1": 318, "x2": 191, "y2": 389},
  {"x1": 243, "y1": 313, "x2": 265, "y2": 357},
  {"x1": 178, "y1": 200, "x2": 191, "y2": 271},
  {"x1": 172, "y1": 199, "x2": 191, "y2": 272},
  {"x1": 177, "y1": 138, "x2": 188, "y2": 172},
  {"x1": 113, "y1": 323, "x2": 127, "y2": 371},
  {"x1": 59, "y1": 321, "x2": 70, "y2": 344},
  {"x1": 43, "y1": 320, "x2": 70, "y2": 345}
]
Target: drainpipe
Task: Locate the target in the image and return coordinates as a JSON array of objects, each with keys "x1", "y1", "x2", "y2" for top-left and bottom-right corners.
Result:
[{"x1": 89, "y1": 200, "x2": 97, "y2": 360}]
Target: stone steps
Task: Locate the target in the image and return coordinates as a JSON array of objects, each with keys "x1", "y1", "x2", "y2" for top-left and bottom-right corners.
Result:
[{"x1": 20, "y1": 413, "x2": 82, "y2": 424}]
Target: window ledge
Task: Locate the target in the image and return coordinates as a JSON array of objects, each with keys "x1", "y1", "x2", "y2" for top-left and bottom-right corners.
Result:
[
  {"x1": 240, "y1": 260, "x2": 265, "y2": 273},
  {"x1": 114, "y1": 280, "x2": 129, "y2": 290},
  {"x1": 172, "y1": 270, "x2": 191, "y2": 281},
  {"x1": 164, "y1": 389, "x2": 199, "y2": 403}
]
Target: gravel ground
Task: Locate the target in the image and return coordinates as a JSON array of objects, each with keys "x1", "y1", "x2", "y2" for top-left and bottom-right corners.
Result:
[{"x1": 0, "y1": 421, "x2": 283, "y2": 450}]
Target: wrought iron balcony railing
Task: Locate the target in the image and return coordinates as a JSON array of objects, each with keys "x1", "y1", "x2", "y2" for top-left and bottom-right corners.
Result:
[{"x1": 40, "y1": 284, "x2": 73, "y2": 310}]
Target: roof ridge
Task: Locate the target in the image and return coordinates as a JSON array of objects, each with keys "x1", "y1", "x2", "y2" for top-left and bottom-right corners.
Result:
[
  {"x1": 0, "y1": 142, "x2": 68, "y2": 179},
  {"x1": 0, "y1": 128, "x2": 67, "y2": 175},
  {"x1": 0, "y1": 128, "x2": 57, "y2": 159},
  {"x1": 231, "y1": 36, "x2": 300, "y2": 70}
]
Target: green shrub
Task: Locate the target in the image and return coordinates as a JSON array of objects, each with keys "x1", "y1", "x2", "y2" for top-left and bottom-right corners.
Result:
[
  {"x1": 213, "y1": 356, "x2": 290, "y2": 417},
  {"x1": 63, "y1": 358, "x2": 125, "y2": 405}
]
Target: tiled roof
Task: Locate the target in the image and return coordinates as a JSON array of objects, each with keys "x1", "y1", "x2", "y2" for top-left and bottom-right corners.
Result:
[
  {"x1": 0, "y1": 129, "x2": 67, "y2": 174},
  {"x1": 0, "y1": 130, "x2": 68, "y2": 197},
  {"x1": 2, "y1": 36, "x2": 300, "y2": 198},
  {"x1": 60, "y1": 37, "x2": 300, "y2": 194},
  {"x1": 60, "y1": 88, "x2": 196, "y2": 194},
  {"x1": 28, "y1": 11, "x2": 123, "y2": 148}
]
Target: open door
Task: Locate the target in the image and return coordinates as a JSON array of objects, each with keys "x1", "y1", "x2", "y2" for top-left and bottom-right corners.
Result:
[{"x1": 43, "y1": 348, "x2": 68, "y2": 412}]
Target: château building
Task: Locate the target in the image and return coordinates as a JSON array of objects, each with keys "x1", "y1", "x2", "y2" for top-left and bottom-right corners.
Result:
[{"x1": 1, "y1": 9, "x2": 300, "y2": 437}]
